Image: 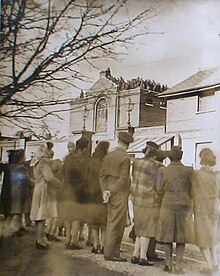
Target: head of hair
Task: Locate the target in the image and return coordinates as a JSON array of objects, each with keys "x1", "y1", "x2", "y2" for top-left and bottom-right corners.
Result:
[
  {"x1": 76, "y1": 137, "x2": 89, "y2": 151},
  {"x1": 169, "y1": 146, "x2": 183, "y2": 161},
  {"x1": 200, "y1": 148, "x2": 216, "y2": 167},
  {"x1": 93, "y1": 141, "x2": 110, "y2": 158}
]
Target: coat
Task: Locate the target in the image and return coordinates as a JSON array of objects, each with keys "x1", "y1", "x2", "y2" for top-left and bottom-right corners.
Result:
[
  {"x1": 59, "y1": 151, "x2": 89, "y2": 222},
  {"x1": 86, "y1": 154, "x2": 107, "y2": 228},
  {"x1": 156, "y1": 161, "x2": 194, "y2": 243},
  {"x1": 30, "y1": 157, "x2": 62, "y2": 221},
  {"x1": 99, "y1": 146, "x2": 131, "y2": 258},
  {"x1": 191, "y1": 167, "x2": 220, "y2": 247},
  {"x1": 0, "y1": 163, "x2": 31, "y2": 216},
  {"x1": 132, "y1": 157, "x2": 164, "y2": 237}
]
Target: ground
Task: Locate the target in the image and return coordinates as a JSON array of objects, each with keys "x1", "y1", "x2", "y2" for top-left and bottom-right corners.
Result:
[{"x1": 0, "y1": 222, "x2": 219, "y2": 276}]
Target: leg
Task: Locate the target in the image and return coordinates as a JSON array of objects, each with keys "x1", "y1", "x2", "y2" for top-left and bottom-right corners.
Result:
[
  {"x1": 164, "y1": 243, "x2": 173, "y2": 266},
  {"x1": 210, "y1": 246, "x2": 218, "y2": 268},
  {"x1": 132, "y1": 236, "x2": 140, "y2": 258},
  {"x1": 70, "y1": 220, "x2": 82, "y2": 249},
  {"x1": 46, "y1": 218, "x2": 53, "y2": 235},
  {"x1": 147, "y1": 238, "x2": 157, "y2": 259},
  {"x1": 104, "y1": 195, "x2": 127, "y2": 259},
  {"x1": 92, "y1": 229, "x2": 99, "y2": 248},
  {"x1": 100, "y1": 228, "x2": 106, "y2": 248},
  {"x1": 200, "y1": 247, "x2": 213, "y2": 270},
  {"x1": 91, "y1": 228, "x2": 99, "y2": 253},
  {"x1": 176, "y1": 243, "x2": 185, "y2": 263},
  {"x1": 64, "y1": 220, "x2": 72, "y2": 246},
  {"x1": 36, "y1": 220, "x2": 47, "y2": 245},
  {"x1": 79, "y1": 221, "x2": 85, "y2": 240},
  {"x1": 86, "y1": 226, "x2": 93, "y2": 246},
  {"x1": 51, "y1": 218, "x2": 59, "y2": 236},
  {"x1": 140, "y1": 236, "x2": 150, "y2": 260}
]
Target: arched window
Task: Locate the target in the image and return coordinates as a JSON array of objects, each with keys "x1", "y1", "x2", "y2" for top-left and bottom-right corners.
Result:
[{"x1": 95, "y1": 98, "x2": 108, "y2": 132}]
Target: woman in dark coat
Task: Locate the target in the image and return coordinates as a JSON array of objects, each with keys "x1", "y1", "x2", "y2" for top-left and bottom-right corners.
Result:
[
  {"x1": 156, "y1": 146, "x2": 194, "y2": 273},
  {"x1": 60, "y1": 137, "x2": 89, "y2": 250},
  {"x1": 0, "y1": 149, "x2": 32, "y2": 235},
  {"x1": 87, "y1": 141, "x2": 109, "y2": 254},
  {"x1": 191, "y1": 148, "x2": 219, "y2": 275}
]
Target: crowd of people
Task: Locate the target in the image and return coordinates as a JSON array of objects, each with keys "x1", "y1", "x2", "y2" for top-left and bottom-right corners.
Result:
[
  {"x1": 79, "y1": 68, "x2": 168, "y2": 98},
  {"x1": 0, "y1": 133, "x2": 219, "y2": 275}
]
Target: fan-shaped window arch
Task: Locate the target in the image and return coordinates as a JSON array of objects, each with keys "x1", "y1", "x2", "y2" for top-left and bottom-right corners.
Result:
[{"x1": 95, "y1": 98, "x2": 108, "y2": 132}]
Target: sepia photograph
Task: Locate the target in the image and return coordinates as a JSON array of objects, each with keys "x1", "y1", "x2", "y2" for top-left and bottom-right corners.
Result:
[{"x1": 0, "y1": 0, "x2": 220, "y2": 275}]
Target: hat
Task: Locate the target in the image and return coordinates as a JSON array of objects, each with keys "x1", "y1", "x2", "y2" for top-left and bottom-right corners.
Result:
[
  {"x1": 142, "y1": 141, "x2": 159, "y2": 154},
  {"x1": 169, "y1": 146, "x2": 183, "y2": 161},
  {"x1": 146, "y1": 141, "x2": 159, "y2": 149},
  {"x1": 118, "y1": 132, "x2": 134, "y2": 144}
]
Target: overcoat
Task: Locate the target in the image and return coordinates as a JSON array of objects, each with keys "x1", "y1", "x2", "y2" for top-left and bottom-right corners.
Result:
[
  {"x1": 132, "y1": 157, "x2": 164, "y2": 237},
  {"x1": 30, "y1": 157, "x2": 62, "y2": 221},
  {"x1": 59, "y1": 151, "x2": 89, "y2": 222},
  {"x1": 191, "y1": 167, "x2": 220, "y2": 247},
  {"x1": 87, "y1": 154, "x2": 107, "y2": 228},
  {"x1": 156, "y1": 161, "x2": 194, "y2": 243},
  {"x1": 99, "y1": 147, "x2": 131, "y2": 258},
  {"x1": 0, "y1": 163, "x2": 31, "y2": 216}
]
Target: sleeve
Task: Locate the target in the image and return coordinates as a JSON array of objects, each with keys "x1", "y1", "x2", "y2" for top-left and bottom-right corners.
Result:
[
  {"x1": 156, "y1": 167, "x2": 165, "y2": 195},
  {"x1": 99, "y1": 159, "x2": 108, "y2": 193},
  {"x1": 116, "y1": 156, "x2": 131, "y2": 190},
  {"x1": 40, "y1": 161, "x2": 62, "y2": 189}
]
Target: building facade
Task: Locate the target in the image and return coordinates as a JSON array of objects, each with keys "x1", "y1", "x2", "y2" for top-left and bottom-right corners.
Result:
[
  {"x1": 69, "y1": 69, "x2": 171, "y2": 155},
  {"x1": 160, "y1": 67, "x2": 220, "y2": 169}
]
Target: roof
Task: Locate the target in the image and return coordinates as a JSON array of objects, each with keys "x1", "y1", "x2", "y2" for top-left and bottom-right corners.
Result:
[
  {"x1": 159, "y1": 67, "x2": 220, "y2": 98},
  {"x1": 127, "y1": 134, "x2": 174, "y2": 154}
]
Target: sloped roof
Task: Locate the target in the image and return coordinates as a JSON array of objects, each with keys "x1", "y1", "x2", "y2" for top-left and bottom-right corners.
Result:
[
  {"x1": 159, "y1": 67, "x2": 220, "y2": 98},
  {"x1": 90, "y1": 76, "x2": 117, "y2": 92},
  {"x1": 127, "y1": 134, "x2": 174, "y2": 154}
]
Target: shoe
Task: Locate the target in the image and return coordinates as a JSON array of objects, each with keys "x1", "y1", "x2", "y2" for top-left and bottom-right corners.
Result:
[
  {"x1": 104, "y1": 256, "x2": 127, "y2": 262},
  {"x1": 19, "y1": 228, "x2": 28, "y2": 234},
  {"x1": 69, "y1": 243, "x2": 83, "y2": 250},
  {"x1": 147, "y1": 255, "x2": 165, "y2": 262},
  {"x1": 131, "y1": 256, "x2": 139, "y2": 264},
  {"x1": 91, "y1": 246, "x2": 99, "y2": 254},
  {"x1": 139, "y1": 258, "x2": 154, "y2": 266},
  {"x1": 35, "y1": 241, "x2": 49, "y2": 250},
  {"x1": 163, "y1": 265, "x2": 173, "y2": 273},
  {"x1": 51, "y1": 236, "x2": 61, "y2": 242},
  {"x1": 200, "y1": 268, "x2": 214, "y2": 275}
]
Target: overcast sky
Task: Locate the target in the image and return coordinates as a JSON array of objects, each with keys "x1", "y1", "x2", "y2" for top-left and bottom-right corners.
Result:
[{"x1": 80, "y1": 0, "x2": 220, "y2": 89}]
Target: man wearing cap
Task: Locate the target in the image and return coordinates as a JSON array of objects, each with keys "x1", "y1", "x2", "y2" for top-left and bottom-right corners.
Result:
[{"x1": 99, "y1": 131, "x2": 134, "y2": 262}]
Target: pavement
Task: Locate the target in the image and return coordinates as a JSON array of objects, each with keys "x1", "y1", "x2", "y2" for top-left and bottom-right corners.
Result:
[{"x1": 0, "y1": 220, "x2": 220, "y2": 276}]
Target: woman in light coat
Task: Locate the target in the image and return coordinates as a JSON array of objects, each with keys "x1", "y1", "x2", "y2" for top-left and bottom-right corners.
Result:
[
  {"x1": 30, "y1": 142, "x2": 62, "y2": 250},
  {"x1": 191, "y1": 148, "x2": 220, "y2": 275}
]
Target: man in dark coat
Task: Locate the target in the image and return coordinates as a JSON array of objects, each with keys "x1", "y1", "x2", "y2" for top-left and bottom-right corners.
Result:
[{"x1": 99, "y1": 132, "x2": 134, "y2": 262}]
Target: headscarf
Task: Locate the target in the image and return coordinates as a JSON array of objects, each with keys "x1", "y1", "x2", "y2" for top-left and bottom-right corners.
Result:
[{"x1": 30, "y1": 143, "x2": 53, "y2": 167}]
